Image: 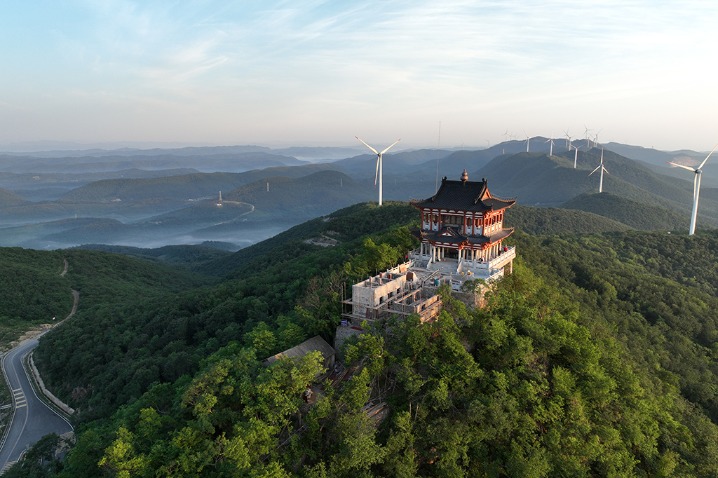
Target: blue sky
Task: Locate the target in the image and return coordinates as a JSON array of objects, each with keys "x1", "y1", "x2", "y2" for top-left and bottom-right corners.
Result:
[{"x1": 1, "y1": 0, "x2": 716, "y2": 151}]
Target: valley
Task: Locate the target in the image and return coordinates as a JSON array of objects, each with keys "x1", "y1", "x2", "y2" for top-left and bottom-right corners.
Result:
[{"x1": 1, "y1": 140, "x2": 717, "y2": 251}]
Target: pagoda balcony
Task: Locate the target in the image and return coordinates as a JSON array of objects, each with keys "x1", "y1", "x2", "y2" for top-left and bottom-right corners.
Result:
[
  {"x1": 409, "y1": 246, "x2": 515, "y2": 281},
  {"x1": 480, "y1": 246, "x2": 515, "y2": 272}
]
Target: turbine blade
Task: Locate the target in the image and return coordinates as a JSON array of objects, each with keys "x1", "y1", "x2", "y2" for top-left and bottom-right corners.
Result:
[
  {"x1": 355, "y1": 136, "x2": 379, "y2": 155},
  {"x1": 668, "y1": 161, "x2": 697, "y2": 172},
  {"x1": 374, "y1": 157, "x2": 379, "y2": 185},
  {"x1": 589, "y1": 165, "x2": 601, "y2": 176},
  {"x1": 380, "y1": 138, "x2": 401, "y2": 155},
  {"x1": 697, "y1": 143, "x2": 718, "y2": 170}
]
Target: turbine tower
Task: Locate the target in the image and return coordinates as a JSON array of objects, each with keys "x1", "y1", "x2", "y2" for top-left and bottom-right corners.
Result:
[
  {"x1": 584, "y1": 125, "x2": 591, "y2": 149},
  {"x1": 669, "y1": 144, "x2": 718, "y2": 235},
  {"x1": 502, "y1": 129, "x2": 511, "y2": 154},
  {"x1": 571, "y1": 144, "x2": 579, "y2": 169},
  {"x1": 589, "y1": 148, "x2": 608, "y2": 193},
  {"x1": 545, "y1": 137, "x2": 555, "y2": 156},
  {"x1": 355, "y1": 136, "x2": 401, "y2": 206},
  {"x1": 524, "y1": 131, "x2": 530, "y2": 152}
]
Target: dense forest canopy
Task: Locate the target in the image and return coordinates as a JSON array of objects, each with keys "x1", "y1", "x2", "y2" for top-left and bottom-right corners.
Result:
[
  {"x1": 4, "y1": 202, "x2": 718, "y2": 477},
  {"x1": 0, "y1": 248, "x2": 72, "y2": 346}
]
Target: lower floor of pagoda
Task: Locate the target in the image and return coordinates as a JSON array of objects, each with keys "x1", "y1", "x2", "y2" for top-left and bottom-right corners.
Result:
[
  {"x1": 417, "y1": 241, "x2": 509, "y2": 263},
  {"x1": 411, "y1": 242, "x2": 516, "y2": 280}
]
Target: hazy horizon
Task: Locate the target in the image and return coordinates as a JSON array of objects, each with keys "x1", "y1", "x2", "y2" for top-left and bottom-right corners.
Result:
[{"x1": 1, "y1": 1, "x2": 717, "y2": 151}]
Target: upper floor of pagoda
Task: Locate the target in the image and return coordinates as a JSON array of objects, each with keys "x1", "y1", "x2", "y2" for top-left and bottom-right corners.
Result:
[
  {"x1": 414, "y1": 170, "x2": 515, "y2": 212},
  {"x1": 411, "y1": 170, "x2": 515, "y2": 238}
]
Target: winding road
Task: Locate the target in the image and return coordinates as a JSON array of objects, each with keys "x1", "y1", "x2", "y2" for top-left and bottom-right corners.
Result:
[
  {"x1": 0, "y1": 336, "x2": 74, "y2": 472},
  {"x1": 0, "y1": 263, "x2": 77, "y2": 473}
]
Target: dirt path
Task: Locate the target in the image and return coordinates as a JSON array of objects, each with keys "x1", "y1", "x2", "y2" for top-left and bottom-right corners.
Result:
[{"x1": 60, "y1": 259, "x2": 68, "y2": 277}]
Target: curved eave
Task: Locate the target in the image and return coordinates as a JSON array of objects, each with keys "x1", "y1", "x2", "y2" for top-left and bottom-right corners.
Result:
[
  {"x1": 486, "y1": 227, "x2": 514, "y2": 242},
  {"x1": 419, "y1": 227, "x2": 514, "y2": 246}
]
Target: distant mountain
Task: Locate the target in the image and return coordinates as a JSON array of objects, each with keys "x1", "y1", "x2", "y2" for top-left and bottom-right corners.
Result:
[
  {"x1": 473, "y1": 149, "x2": 718, "y2": 227},
  {"x1": 40, "y1": 218, "x2": 128, "y2": 244},
  {"x1": 506, "y1": 204, "x2": 631, "y2": 235},
  {"x1": 562, "y1": 193, "x2": 688, "y2": 231},
  {"x1": 602, "y1": 142, "x2": 710, "y2": 166},
  {"x1": 332, "y1": 149, "x2": 454, "y2": 177},
  {"x1": 225, "y1": 170, "x2": 370, "y2": 220},
  {"x1": 2, "y1": 140, "x2": 718, "y2": 250},
  {"x1": 0, "y1": 168, "x2": 201, "y2": 201},
  {"x1": 58, "y1": 172, "x2": 247, "y2": 203},
  {"x1": 597, "y1": 142, "x2": 718, "y2": 188},
  {"x1": 272, "y1": 146, "x2": 364, "y2": 162},
  {"x1": 0, "y1": 144, "x2": 272, "y2": 158},
  {"x1": 0, "y1": 151, "x2": 305, "y2": 174},
  {"x1": 140, "y1": 200, "x2": 253, "y2": 226},
  {"x1": 0, "y1": 188, "x2": 26, "y2": 207}
]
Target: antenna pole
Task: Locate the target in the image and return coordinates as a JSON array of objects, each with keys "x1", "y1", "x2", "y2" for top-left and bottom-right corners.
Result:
[{"x1": 436, "y1": 121, "x2": 441, "y2": 191}]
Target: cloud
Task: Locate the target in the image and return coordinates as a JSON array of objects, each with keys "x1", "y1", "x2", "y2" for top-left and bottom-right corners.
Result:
[{"x1": 3, "y1": 0, "x2": 718, "y2": 148}]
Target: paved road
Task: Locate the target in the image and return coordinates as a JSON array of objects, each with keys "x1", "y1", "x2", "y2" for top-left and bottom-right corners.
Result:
[{"x1": 0, "y1": 336, "x2": 73, "y2": 472}]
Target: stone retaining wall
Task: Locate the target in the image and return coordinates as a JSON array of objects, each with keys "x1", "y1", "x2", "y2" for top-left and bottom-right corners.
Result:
[{"x1": 28, "y1": 353, "x2": 74, "y2": 416}]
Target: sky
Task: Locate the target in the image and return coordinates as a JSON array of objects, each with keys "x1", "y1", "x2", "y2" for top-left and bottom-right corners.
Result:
[{"x1": 0, "y1": 0, "x2": 717, "y2": 152}]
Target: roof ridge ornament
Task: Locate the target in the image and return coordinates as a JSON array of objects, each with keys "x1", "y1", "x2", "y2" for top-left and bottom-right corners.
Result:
[{"x1": 461, "y1": 169, "x2": 469, "y2": 182}]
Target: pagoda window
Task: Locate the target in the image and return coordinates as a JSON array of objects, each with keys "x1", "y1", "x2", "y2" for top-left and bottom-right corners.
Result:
[
  {"x1": 422, "y1": 212, "x2": 431, "y2": 230},
  {"x1": 442, "y1": 214, "x2": 463, "y2": 227}
]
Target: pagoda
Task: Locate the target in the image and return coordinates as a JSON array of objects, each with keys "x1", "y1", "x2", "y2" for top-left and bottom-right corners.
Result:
[
  {"x1": 410, "y1": 170, "x2": 516, "y2": 279},
  {"x1": 341, "y1": 170, "x2": 516, "y2": 327}
]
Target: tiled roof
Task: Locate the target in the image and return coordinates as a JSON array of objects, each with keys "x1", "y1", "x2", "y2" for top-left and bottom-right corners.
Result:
[{"x1": 412, "y1": 176, "x2": 515, "y2": 212}]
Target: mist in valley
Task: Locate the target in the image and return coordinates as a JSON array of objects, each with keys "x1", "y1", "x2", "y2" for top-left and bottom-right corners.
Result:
[{"x1": 1, "y1": 140, "x2": 717, "y2": 252}]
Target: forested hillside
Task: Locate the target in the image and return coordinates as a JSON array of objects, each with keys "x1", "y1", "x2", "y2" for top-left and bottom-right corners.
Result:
[
  {"x1": 0, "y1": 248, "x2": 72, "y2": 347},
  {"x1": 7, "y1": 203, "x2": 718, "y2": 476},
  {"x1": 562, "y1": 193, "x2": 688, "y2": 231},
  {"x1": 32, "y1": 203, "x2": 417, "y2": 421}
]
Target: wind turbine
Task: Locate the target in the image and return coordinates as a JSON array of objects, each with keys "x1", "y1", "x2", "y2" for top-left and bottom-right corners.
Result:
[
  {"x1": 571, "y1": 143, "x2": 579, "y2": 168},
  {"x1": 589, "y1": 147, "x2": 608, "y2": 193},
  {"x1": 524, "y1": 131, "x2": 530, "y2": 152},
  {"x1": 355, "y1": 136, "x2": 401, "y2": 206},
  {"x1": 584, "y1": 125, "x2": 591, "y2": 149},
  {"x1": 668, "y1": 144, "x2": 718, "y2": 235},
  {"x1": 545, "y1": 137, "x2": 555, "y2": 156},
  {"x1": 564, "y1": 130, "x2": 571, "y2": 150}
]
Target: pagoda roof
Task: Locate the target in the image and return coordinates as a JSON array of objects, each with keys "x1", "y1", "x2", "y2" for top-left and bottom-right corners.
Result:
[
  {"x1": 413, "y1": 175, "x2": 515, "y2": 213},
  {"x1": 416, "y1": 226, "x2": 514, "y2": 247}
]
